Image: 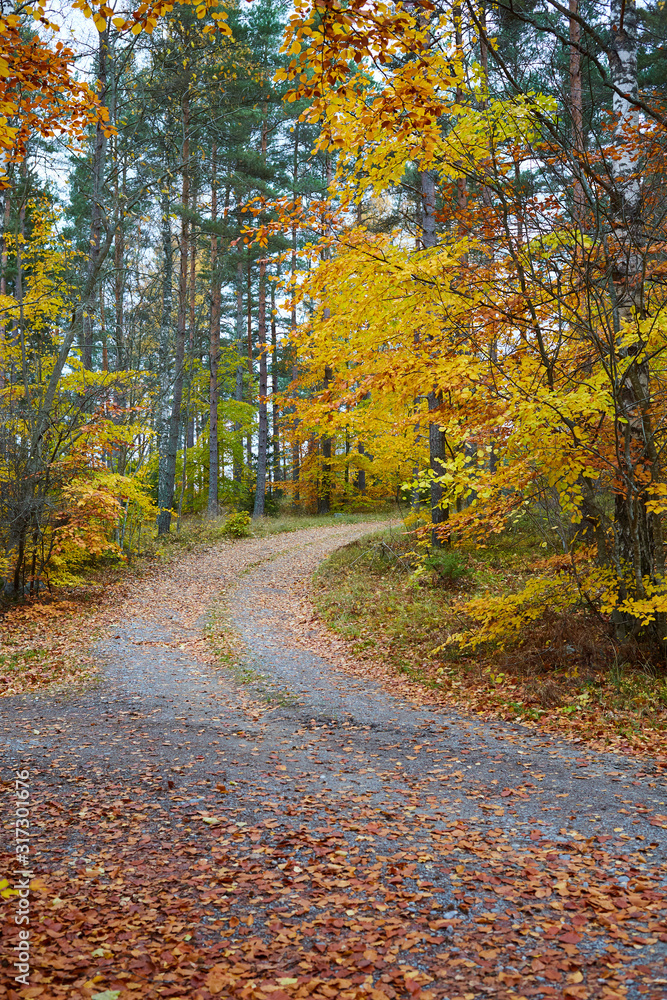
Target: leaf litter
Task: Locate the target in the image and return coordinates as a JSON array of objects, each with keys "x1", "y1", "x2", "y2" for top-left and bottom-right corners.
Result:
[{"x1": 1, "y1": 523, "x2": 666, "y2": 1000}]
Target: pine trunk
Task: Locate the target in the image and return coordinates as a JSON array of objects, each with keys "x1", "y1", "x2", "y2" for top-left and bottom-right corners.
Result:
[
  {"x1": 186, "y1": 187, "x2": 197, "y2": 453},
  {"x1": 253, "y1": 257, "x2": 268, "y2": 518},
  {"x1": 208, "y1": 143, "x2": 220, "y2": 516},
  {"x1": 82, "y1": 26, "x2": 109, "y2": 371},
  {"x1": 233, "y1": 260, "x2": 244, "y2": 483},
  {"x1": 271, "y1": 278, "x2": 281, "y2": 490},
  {"x1": 157, "y1": 93, "x2": 190, "y2": 536},
  {"x1": 245, "y1": 263, "x2": 253, "y2": 470},
  {"x1": 157, "y1": 184, "x2": 174, "y2": 527},
  {"x1": 569, "y1": 0, "x2": 586, "y2": 222}
]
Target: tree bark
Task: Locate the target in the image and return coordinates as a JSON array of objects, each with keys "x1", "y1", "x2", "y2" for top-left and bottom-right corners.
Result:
[
  {"x1": 290, "y1": 122, "x2": 301, "y2": 507},
  {"x1": 253, "y1": 108, "x2": 270, "y2": 518},
  {"x1": 319, "y1": 362, "x2": 333, "y2": 514},
  {"x1": 0, "y1": 188, "x2": 10, "y2": 390},
  {"x1": 271, "y1": 276, "x2": 282, "y2": 491},
  {"x1": 208, "y1": 142, "x2": 220, "y2": 516},
  {"x1": 319, "y1": 153, "x2": 333, "y2": 513},
  {"x1": 187, "y1": 184, "x2": 197, "y2": 451},
  {"x1": 420, "y1": 169, "x2": 448, "y2": 547},
  {"x1": 100, "y1": 284, "x2": 108, "y2": 372},
  {"x1": 246, "y1": 262, "x2": 253, "y2": 470},
  {"x1": 355, "y1": 442, "x2": 366, "y2": 495},
  {"x1": 81, "y1": 25, "x2": 109, "y2": 371},
  {"x1": 157, "y1": 182, "x2": 174, "y2": 527},
  {"x1": 233, "y1": 260, "x2": 244, "y2": 483},
  {"x1": 569, "y1": 0, "x2": 586, "y2": 223},
  {"x1": 607, "y1": 0, "x2": 661, "y2": 639},
  {"x1": 113, "y1": 150, "x2": 125, "y2": 370},
  {"x1": 157, "y1": 92, "x2": 190, "y2": 536},
  {"x1": 253, "y1": 257, "x2": 268, "y2": 518}
]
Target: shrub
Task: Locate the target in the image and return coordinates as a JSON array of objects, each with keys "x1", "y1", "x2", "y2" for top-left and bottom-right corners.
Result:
[
  {"x1": 221, "y1": 511, "x2": 252, "y2": 538},
  {"x1": 421, "y1": 548, "x2": 470, "y2": 586}
]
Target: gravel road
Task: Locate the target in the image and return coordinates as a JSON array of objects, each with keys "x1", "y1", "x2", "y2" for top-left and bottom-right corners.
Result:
[{"x1": 1, "y1": 522, "x2": 666, "y2": 1000}]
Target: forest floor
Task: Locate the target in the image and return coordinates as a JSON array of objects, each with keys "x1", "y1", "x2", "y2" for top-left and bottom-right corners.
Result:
[
  {"x1": 1, "y1": 522, "x2": 667, "y2": 1000},
  {"x1": 311, "y1": 528, "x2": 667, "y2": 759}
]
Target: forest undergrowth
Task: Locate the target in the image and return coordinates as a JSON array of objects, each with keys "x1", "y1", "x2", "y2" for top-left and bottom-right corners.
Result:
[
  {"x1": 0, "y1": 509, "x2": 392, "y2": 699},
  {"x1": 313, "y1": 528, "x2": 667, "y2": 761}
]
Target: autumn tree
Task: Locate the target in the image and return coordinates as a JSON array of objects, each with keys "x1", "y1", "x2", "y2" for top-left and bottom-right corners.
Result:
[{"x1": 274, "y1": 0, "x2": 667, "y2": 651}]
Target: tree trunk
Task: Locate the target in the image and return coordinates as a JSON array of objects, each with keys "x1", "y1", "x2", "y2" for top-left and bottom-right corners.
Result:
[
  {"x1": 100, "y1": 284, "x2": 108, "y2": 372},
  {"x1": 113, "y1": 153, "x2": 125, "y2": 370},
  {"x1": 157, "y1": 183, "x2": 174, "y2": 528},
  {"x1": 454, "y1": 4, "x2": 467, "y2": 228},
  {"x1": 189, "y1": 201, "x2": 197, "y2": 354},
  {"x1": 271, "y1": 276, "x2": 281, "y2": 490},
  {"x1": 233, "y1": 260, "x2": 244, "y2": 483},
  {"x1": 177, "y1": 421, "x2": 187, "y2": 531},
  {"x1": 208, "y1": 143, "x2": 220, "y2": 516},
  {"x1": 157, "y1": 93, "x2": 190, "y2": 536},
  {"x1": 420, "y1": 169, "x2": 448, "y2": 547},
  {"x1": 355, "y1": 442, "x2": 366, "y2": 495},
  {"x1": 245, "y1": 262, "x2": 253, "y2": 470},
  {"x1": 253, "y1": 257, "x2": 268, "y2": 518},
  {"x1": 607, "y1": 0, "x2": 660, "y2": 638},
  {"x1": 0, "y1": 188, "x2": 10, "y2": 390},
  {"x1": 81, "y1": 25, "x2": 109, "y2": 371},
  {"x1": 291, "y1": 122, "x2": 301, "y2": 508},
  {"x1": 569, "y1": 0, "x2": 586, "y2": 223},
  {"x1": 187, "y1": 185, "x2": 197, "y2": 450},
  {"x1": 319, "y1": 364, "x2": 333, "y2": 513},
  {"x1": 246, "y1": 262, "x2": 253, "y2": 381},
  {"x1": 253, "y1": 106, "x2": 270, "y2": 518},
  {"x1": 319, "y1": 154, "x2": 333, "y2": 514}
]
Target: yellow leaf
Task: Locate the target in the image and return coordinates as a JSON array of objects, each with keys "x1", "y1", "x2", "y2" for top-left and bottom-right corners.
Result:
[{"x1": 0, "y1": 878, "x2": 18, "y2": 898}]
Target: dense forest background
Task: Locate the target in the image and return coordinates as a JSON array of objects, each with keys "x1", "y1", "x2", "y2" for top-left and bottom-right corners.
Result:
[{"x1": 2, "y1": 0, "x2": 667, "y2": 658}]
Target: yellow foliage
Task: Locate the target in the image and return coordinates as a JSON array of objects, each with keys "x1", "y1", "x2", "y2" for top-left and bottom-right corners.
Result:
[{"x1": 448, "y1": 576, "x2": 578, "y2": 651}]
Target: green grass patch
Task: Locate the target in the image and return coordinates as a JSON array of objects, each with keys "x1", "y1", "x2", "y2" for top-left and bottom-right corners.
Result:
[
  {"x1": 0, "y1": 643, "x2": 98, "y2": 697},
  {"x1": 0, "y1": 648, "x2": 49, "y2": 678},
  {"x1": 206, "y1": 603, "x2": 300, "y2": 708},
  {"x1": 312, "y1": 525, "x2": 466, "y2": 676},
  {"x1": 312, "y1": 526, "x2": 667, "y2": 749}
]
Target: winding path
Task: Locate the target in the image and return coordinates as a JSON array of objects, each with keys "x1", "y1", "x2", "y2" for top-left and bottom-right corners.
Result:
[{"x1": 1, "y1": 523, "x2": 666, "y2": 1000}]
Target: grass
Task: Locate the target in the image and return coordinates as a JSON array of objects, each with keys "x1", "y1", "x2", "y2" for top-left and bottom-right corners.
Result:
[
  {"x1": 312, "y1": 525, "x2": 667, "y2": 754},
  {"x1": 0, "y1": 623, "x2": 98, "y2": 698},
  {"x1": 0, "y1": 648, "x2": 49, "y2": 681},
  {"x1": 205, "y1": 602, "x2": 300, "y2": 709}
]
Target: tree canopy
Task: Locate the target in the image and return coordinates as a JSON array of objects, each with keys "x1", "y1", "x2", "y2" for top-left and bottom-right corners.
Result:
[{"x1": 2, "y1": 0, "x2": 667, "y2": 656}]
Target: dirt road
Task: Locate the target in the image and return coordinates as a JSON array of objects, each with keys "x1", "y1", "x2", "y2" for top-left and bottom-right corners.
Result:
[{"x1": 1, "y1": 523, "x2": 666, "y2": 1000}]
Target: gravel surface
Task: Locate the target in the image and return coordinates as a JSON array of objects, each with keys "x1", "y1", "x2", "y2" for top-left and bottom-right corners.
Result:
[{"x1": 1, "y1": 522, "x2": 667, "y2": 1000}]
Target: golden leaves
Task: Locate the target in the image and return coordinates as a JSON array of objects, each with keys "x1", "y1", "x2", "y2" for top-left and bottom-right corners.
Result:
[
  {"x1": 0, "y1": 21, "x2": 103, "y2": 181},
  {"x1": 77, "y1": 0, "x2": 231, "y2": 37}
]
